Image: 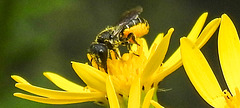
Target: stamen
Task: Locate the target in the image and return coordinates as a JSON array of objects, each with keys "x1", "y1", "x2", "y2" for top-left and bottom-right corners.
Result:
[
  {"x1": 106, "y1": 96, "x2": 109, "y2": 100},
  {"x1": 119, "y1": 93, "x2": 123, "y2": 97},
  {"x1": 223, "y1": 90, "x2": 232, "y2": 100},
  {"x1": 142, "y1": 86, "x2": 145, "y2": 91},
  {"x1": 151, "y1": 83, "x2": 154, "y2": 88}
]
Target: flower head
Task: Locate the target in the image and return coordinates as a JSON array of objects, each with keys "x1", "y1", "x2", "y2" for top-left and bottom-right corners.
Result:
[
  {"x1": 12, "y1": 12, "x2": 220, "y2": 107},
  {"x1": 11, "y1": 28, "x2": 173, "y2": 107},
  {"x1": 180, "y1": 14, "x2": 240, "y2": 107}
]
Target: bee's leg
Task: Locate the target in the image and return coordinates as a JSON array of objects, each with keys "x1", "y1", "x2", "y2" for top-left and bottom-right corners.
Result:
[
  {"x1": 126, "y1": 42, "x2": 131, "y2": 51},
  {"x1": 112, "y1": 48, "x2": 121, "y2": 59},
  {"x1": 95, "y1": 57, "x2": 101, "y2": 70},
  {"x1": 127, "y1": 44, "x2": 139, "y2": 56},
  {"x1": 88, "y1": 54, "x2": 101, "y2": 69},
  {"x1": 127, "y1": 33, "x2": 140, "y2": 46},
  {"x1": 103, "y1": 63, "x2": 107, "y2": 73},
  {"x1": 98, "y1": 56, "x2": 107, "y2": 73},
  {"x1": 88, "y1": 57, "x2": 93, "y2": 66},
  {"x1": 133, "y1": 52, "x2": 140, "y2": 56},
  {"x1": 125, "y1": 36, "x2": 140, "y2": 57}
]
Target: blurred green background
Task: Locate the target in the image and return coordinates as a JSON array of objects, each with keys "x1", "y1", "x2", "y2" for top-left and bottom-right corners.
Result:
[{"x1": 1, "y1": 0, "x2": 240, "y2": 107}]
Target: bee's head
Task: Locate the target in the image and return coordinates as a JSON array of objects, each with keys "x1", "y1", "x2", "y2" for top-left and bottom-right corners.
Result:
[{"x1": 87, "y1": 43, "x2": 108, "y2": 72}]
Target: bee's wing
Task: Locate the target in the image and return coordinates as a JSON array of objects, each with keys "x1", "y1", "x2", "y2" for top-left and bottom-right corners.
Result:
[
  {"x1": 116, "y1": 6, "x2": 143, "y2": 26},
  {"x1": 113, "y1": 25, "x2": 124, "y2": 36}
]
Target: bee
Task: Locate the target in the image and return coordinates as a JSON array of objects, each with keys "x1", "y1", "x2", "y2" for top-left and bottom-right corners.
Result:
[{"x1": 87, "y1": 6, "x2": 149, "y2": 72}]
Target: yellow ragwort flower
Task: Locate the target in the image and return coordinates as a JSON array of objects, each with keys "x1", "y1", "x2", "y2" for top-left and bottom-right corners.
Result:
[
  {"x1": 180, "y1": 14, "x2": 240, "y2": 108},
  {"x1": 12, "y1": 12, "x2": 220, "y2": 107}
]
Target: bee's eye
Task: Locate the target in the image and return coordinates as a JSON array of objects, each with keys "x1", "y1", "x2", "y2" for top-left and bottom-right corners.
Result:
[{"x1": 89, "y1": 43, "x2": 108, "y2": 59}]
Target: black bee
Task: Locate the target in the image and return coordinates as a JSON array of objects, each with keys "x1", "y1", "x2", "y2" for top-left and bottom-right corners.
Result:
[{"x1": 88, "y1": 6, "x2": 149, "y2": 72}]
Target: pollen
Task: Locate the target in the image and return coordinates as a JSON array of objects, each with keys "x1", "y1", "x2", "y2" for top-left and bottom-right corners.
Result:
[{"x1": 123, "y1": 23, "x2": 149, "y2": 38}]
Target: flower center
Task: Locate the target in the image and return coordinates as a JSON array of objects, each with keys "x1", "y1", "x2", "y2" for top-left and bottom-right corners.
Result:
[{"x1": 107, "y1": 39, "x2": 148, "y2": 96}]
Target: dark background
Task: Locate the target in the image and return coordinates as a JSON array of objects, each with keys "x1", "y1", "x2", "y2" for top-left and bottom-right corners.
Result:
[{"x1": 1, "y1": 0, "x2": 240, "y2": 108}]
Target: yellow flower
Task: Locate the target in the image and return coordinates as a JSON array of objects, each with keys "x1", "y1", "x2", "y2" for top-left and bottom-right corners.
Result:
[
  {"x1": 12, "y1": 12, "x2": 220, "y2": 107},
  {"x1": 106, "y1": 74, "x2": 163, "y2": 108},
  {"x1": 180, "y1": 14, "x2": 240, "y2": 108}
]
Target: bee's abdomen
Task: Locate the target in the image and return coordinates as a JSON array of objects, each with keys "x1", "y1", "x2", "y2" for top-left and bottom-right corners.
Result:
[{"x1": 123, "y1": 17, "x2": 149, "y2": 38}]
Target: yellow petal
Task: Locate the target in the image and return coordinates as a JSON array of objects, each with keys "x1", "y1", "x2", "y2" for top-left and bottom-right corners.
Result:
[
  {"x1": 180, "y1": 37, "x2": 224, "y2": 107},
  {"x1": 149, "y1": 33, "x2": 164, "y2": 58},
  {"x1": 187, "y1": 12, "x2": 208, "y2": 41},
  {"x1": 142, "y1": 88, "x2": 155, "y2": 108},
  {"x1": 15, "y1": 83, "x2": 104, "y2": 99},
  {"x1": 150, "y1": 100, "x2": 164, "y2": 108},
  {"x1": 106, "y1": 76, "x2": 120, "y2": 108},
  {"x1": 11, "y1": 75, "x2": 30, "y2": 84},
  {"x1": 14, "y1": 93, "x2": 96, "y2": 104},
  {"x1": 160, "y1": 13, "x2": 208, "y2": 80},
  {"x1": 43, "y1": 72, "x2": 88, "y2": 92},
  {"x1": 71, "y1": 61, "x2": 107, "y2": 92},
  {"x1": 141, "y1": 38, "x2": 149, "y2": 56},
  {"x1": 195, "y1": 18, "x2": 221, "y2": 48},
  {"x1": 219, "y1": 14, "x2": 240, "y2": 95},
  {"x1": 128, "y1": 77, "x2": 140, "y2": 108},
  {"x1": 142, "y1": 28, "x2": 173, "y2": 81}
]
